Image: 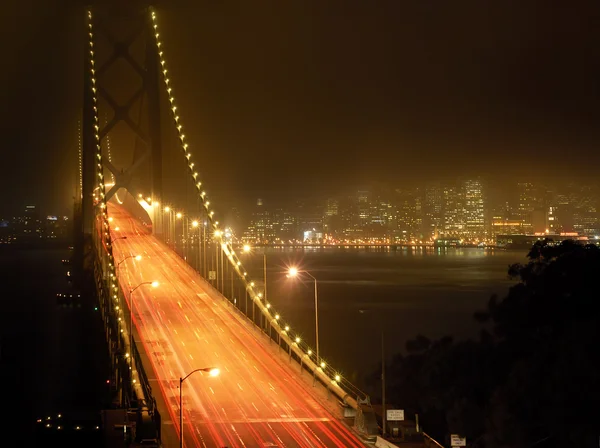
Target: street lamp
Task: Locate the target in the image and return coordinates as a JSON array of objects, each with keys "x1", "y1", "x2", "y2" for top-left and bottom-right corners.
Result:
[
  {"x1": 117, "y1": 254, "x2": 142, "y2": 272},
  {"x1": 128, "y1": 281, "x2": 159, "y2": 377},
  {"x1": 191, "y1": 220, "x2": 200, "y2": 272},
  {"x1": 287, "y1": 267, "x2": 320, "y2": 366},
  {"x1": 164, "y1": 207, "x2": 172, "y2": 246},
  {"x1": 241, "y1": 245, "x2": 268, "y2": 325},
  {"x1": 179, "y1": 367, "x2": 220, "y2": 448}
]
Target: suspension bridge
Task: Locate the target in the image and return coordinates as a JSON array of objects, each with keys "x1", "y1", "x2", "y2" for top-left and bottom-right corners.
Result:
[{"x1": 74, "y1": 3, "x2": 380, "y2": 447}]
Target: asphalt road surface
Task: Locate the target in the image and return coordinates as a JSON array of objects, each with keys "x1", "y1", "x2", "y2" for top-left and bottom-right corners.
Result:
[{"x1": 109, "y1": 203, "x2": 365, "y2": 448}]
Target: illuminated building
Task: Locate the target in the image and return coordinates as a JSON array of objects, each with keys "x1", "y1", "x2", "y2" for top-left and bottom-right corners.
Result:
[
  {"x1": 442, "y1": 184, "x2": 464, "y2": 235},
  {"x1": 463, "y1": 179, "x2": 485, "y2": 239},
  {"x1": 323, "y1": 198, "x2": 342, "y2": 237},
  {"x1": 573, "y1": 185, "x2": 600, "y2": 236},
  {"x1": 296, "y1": 201, "x2": 323, "y2": 240},
  {"x1": 245, "y1": 198, "x2": 273, "y2": 243},
  {"x1": 422, "y1": 185, "x2": 443, "y2": 240},
  {"x1": 516, "y1": 182, "x2": 542, "y2": 233},
  {"x1": 395, "y1": 189, "x2": 421, "y2": 242}
]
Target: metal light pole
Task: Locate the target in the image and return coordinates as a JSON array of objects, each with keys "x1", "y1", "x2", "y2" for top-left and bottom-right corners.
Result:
[
  {"x1": 176, "y1": 212, "x2": 183, "y2": 255},
  {"x1": 191, "y1": 220, "x2": 200, "y2": 272},
  {"x1": 179, "y1": 367, "x2": 220, "y2": 448},
  {"x1": 214, "y1": 230, "x2": 223, "y2": 288},
  {"x1": 382, "y1": 331, "x2": 386, "y2": 436},
  {"x1": 128, "y1": 281, "x2": 159, "y2": 381},
  {"x1": 163, "y1": 207, "x2": 171, "y2": 246},
  {"x1": 287, "y1": 268, "x2": 320, "y2": 366},
  {"x1": 203, "y1": 221, "x2": 207, "y2": 278},
  {"x1": 242, "y1": 246, "x2": 268, "y2": 325},
  {"x1": 263, "y1": 252, "x2": 268, "y2": 304},
  {"x1": 116, "y1": 254, "x2": 141, "y2": 275}
]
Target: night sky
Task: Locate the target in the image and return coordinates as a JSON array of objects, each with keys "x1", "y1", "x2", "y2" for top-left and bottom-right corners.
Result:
[{"x1": 2, "y1": 0, "x2": 600, "y2": 214}]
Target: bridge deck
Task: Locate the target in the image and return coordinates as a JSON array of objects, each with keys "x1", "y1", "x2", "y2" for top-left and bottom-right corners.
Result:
[{"x1": 109, "y1": 203, "x2": 365, "y2": 447}]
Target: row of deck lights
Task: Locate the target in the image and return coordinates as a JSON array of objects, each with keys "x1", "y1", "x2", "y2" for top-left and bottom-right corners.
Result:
[
  {"x1": 87, "y1": 11, "x2": 138, "y2": 385},
  {"x1": 149, "y1": 7, "x2": 345, "y2": 387}
]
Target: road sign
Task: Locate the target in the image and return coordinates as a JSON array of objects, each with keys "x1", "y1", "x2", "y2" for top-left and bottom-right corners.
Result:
[
  {"x1": 450, "y1": 434, "x2": 466, "y2": 447},
  {"x1": 209, "y1": 270, "x2": 216, "y2": 280},
  {"x1": 386, "y1": 409, "x2": 405, "y2": 421}
]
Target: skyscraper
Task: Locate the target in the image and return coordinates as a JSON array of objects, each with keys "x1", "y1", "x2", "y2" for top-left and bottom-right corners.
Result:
[
  {"x1": 422, "y1": 185, "x2": 443, "y2": 240},
  {"x1": 463, "y1": 179, "x2": 485, "y2": 239},
  {"x1": 442, "y1": 184, "x2": 464, "y2": 235}
]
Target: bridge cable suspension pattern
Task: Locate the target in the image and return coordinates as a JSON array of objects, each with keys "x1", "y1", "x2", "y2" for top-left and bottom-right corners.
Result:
[
  {"x1": 149, "y1": 7, "x2": 368, "y2": 407},
  {"x1": 87, "y1": 10, "x2": 148, "y2": 409}
]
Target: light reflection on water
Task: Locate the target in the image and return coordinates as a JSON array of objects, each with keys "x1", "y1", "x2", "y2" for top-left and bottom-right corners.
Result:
[{"x1": 243, "y1": 247, "x2": 526, "y2": 390}]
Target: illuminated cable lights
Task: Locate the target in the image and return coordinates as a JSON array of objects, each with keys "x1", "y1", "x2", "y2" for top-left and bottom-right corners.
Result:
[
  {"x1": 86, "y1": 10, "x2": 130, "y2": 360},
  {"x1": 149, "y1": 7, "x2": 347, "y2": 388}
]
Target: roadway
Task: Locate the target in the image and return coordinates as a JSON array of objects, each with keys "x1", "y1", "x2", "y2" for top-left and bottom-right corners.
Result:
[{"x1": 108, "y1": 203, "x2": 365, "y2": 448}]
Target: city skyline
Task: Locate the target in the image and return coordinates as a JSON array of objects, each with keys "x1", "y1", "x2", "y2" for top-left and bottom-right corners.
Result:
[
  {"x1": 5, "y1": 3, "x2": 600, "y2": 446},
  {"x1": 3, "y1": 1, "x2": 600, "y2": 214},
  {"x1": 6, "y1": 176, "x2": 599, "y2": 246},
  {"x1": 238, "y1": 178, "x2": 600, "y2": 244}
]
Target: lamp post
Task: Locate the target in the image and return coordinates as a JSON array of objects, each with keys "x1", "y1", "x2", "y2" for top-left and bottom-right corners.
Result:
[
  {"x1": 179, "y1": 367, "x2": 220, "y2": 448},
  {"x1": 117, "y1": 254, "x2": 142, "y2": 274},
  {"x1": 242, "y1": 245, "x2": 268, "y2": 327},
  {"x1": 128, "y1": 281, "x2": 159, "y2": 379},
  {"x1": 214, "y1": 230, "x2": 223, "y2": 289},
  {"x1": 287, "y1": 267, "x2": 319, "y2": 366},
  {"x1": 191, "y1": 220, "x2": 200, "y2": 272},
  {"x1": 202, "y1": 221, "x2": 207, "y2": 278},
  {"x1": 176, "y1": 212, "x2": 183, "y2": 255},
  {"x1": 164, "y1": 207, "x2": 172, "y2": 246}
]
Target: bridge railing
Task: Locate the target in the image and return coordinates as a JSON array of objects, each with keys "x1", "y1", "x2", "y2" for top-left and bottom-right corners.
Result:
[
  {"x1": 218, "y1": 243, "x2": 371, "y2": 412},
  {"x1": 154, "y1": 230, "x2": 374, "y2": 420},
  {"x1": 92, "y1": 224, "x2": 160, "y2": 438}
]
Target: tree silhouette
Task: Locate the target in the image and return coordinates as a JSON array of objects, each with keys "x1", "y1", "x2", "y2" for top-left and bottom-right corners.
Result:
[{"x1": 379, "y1": 240, "x2": 600, "y2": 447}]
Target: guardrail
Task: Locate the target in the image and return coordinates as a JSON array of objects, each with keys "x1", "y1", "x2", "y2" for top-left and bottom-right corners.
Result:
[
  {"x1": 218, "y1": 243, "x2": 372, "y2": 413},
  {"x1": 92, "y1": 234, "x2": 161, "y2": 441}
]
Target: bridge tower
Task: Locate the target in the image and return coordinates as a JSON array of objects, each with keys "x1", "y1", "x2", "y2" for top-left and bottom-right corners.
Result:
[
  {"x1": 74, "y1": 3, "x2": 165, "y2": 437},
  {"x1": 79, "y1": 0, "x2": 163, "y2": 270}
]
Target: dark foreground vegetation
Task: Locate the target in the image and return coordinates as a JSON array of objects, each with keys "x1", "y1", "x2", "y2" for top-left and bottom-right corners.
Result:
[{"x1": 379, "y1": 240, "x2": 600, "y2": 447}]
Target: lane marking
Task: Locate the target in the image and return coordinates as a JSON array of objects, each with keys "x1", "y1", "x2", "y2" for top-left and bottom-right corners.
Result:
[{"x1": 185, "y1": 417, "x2": 332, "y2": 424}]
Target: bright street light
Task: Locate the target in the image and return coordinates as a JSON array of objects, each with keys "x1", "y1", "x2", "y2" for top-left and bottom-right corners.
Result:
[
  {"x1": 129, "y1": 281, "x2": 159, "y2": 381},
  {"x1": 243, "y1": 244, "x2": 251, "y2": 253},
  {"x1": 287, "y1": 267, "x2": 320, "y2": 366},
  {"x1": 180, "y1": 367, "x2": 219, "y2": 448},
  {"x1": 176, "y1": 212, "x2": 182, "y2": 219},
  {"x1": 117, "y1": 254, "x2": 142, "y2": 270}
]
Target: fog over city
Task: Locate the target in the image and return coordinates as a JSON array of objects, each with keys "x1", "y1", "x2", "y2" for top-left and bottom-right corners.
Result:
[
  {"x1": 2, "y1": 1, "x2": 600, "y2": 213},
  {"x1": 3, "y1": 2, "x2": 600, "y2": 447}
]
